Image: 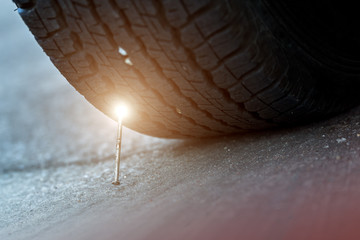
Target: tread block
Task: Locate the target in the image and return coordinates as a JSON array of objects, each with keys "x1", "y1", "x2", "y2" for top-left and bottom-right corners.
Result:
[
  {"x1": 228, "y1": 82, "x2": 252, "y2": 102},
  {"x1": 162, "y1": 0, "x2": 188, "y2": 27},
  {"x1": 211, "y1": 65, "x2": 238, "y2": 89},
  {"x1": 38, "y1": 37, "x2": 65, "y2": 58},
  {"x1": 244, "y1": 97, "x2": 268, "y2": 112},
  {"x1": 224, "y1": 51, "x2": 257, "y2": 79},
  {"x1": 257, "y1": 76, "x2": 289, "y2": 103},
  {"x1": 179, "y1": 23, "x2": 204, "y2": 49},
  {"x1": 195, "y1": 5, "x2": 229, "y2": 38},
  {"x1": 158, "y1": 41, "x2": 188, "y2": 62},
  {"x1": 19, "y1": 10, "x2": 48, "y2": 37},
  {"x1": 86, "y1": 75, "x2": 113, "y2": 94},
  {"x1": 143, "y1": 16, "x2": 172, "y2": 41},
  {"x1": 242, "y1": 63, "x2": 277, "y2": 94},
  {"x1": 74, "y1": 4, "x2": 98, "y2": 26},
  {"x1": 193, "y1": 43, "x2": 219, "y2": 70},
  {"x1": 208, "y1": 27, "x2": 241, "y2": 59},
  {"x1": 69, "y1": 52, "x2": 96, "y2": 76}
]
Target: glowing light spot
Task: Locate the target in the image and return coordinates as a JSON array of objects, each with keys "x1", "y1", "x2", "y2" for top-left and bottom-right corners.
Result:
[
  {"x1": 125, "y1": 57, "x2": 133, "y2": 66},
  {"x1": 118, "y1": 47, "x2": 127, "y2": 56},
  {"x1": 115, "y1": 104, "x2": 128, "y2": 120}
]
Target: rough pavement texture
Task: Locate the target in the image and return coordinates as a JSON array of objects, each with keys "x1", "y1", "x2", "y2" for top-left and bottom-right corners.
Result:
[{"x1": 1, "y1": 1, "x2": 360, "y2": 240}]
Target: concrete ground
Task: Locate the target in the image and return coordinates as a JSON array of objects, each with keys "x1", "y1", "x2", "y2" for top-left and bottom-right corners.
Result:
[{"x1": 1, "y1": 1, "x2": 360, "y2": 240}]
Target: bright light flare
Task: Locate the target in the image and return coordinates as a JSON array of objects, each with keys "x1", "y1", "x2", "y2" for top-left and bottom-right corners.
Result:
[{"x1": 115, "y1": 104, "x2": 128, "y2": 120}]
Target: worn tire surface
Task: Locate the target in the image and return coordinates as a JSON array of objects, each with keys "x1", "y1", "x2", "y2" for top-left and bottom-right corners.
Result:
[{"x1": 15, "y1": 0, "x2": 360, "y2": 138}]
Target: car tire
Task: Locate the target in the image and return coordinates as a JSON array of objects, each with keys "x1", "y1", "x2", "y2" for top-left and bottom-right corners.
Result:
[{"x1": 15, "y1": 0, "x2": 360, "y2": 137}]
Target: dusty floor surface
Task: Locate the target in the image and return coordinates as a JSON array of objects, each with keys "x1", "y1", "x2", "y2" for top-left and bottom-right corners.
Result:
[{"x1": 1, "y1": 1, "x2": 360, "y2": 240}]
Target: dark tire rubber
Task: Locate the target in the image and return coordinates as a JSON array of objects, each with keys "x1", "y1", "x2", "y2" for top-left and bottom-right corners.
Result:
[{"x1": 15, "y1": 0, "x2": 360, "y2": 138}]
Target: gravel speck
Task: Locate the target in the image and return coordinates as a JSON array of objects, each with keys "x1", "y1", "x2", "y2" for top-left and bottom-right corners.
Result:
[{"x1": 336, "y1": 137, "x2": 347, "y2": 143}]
